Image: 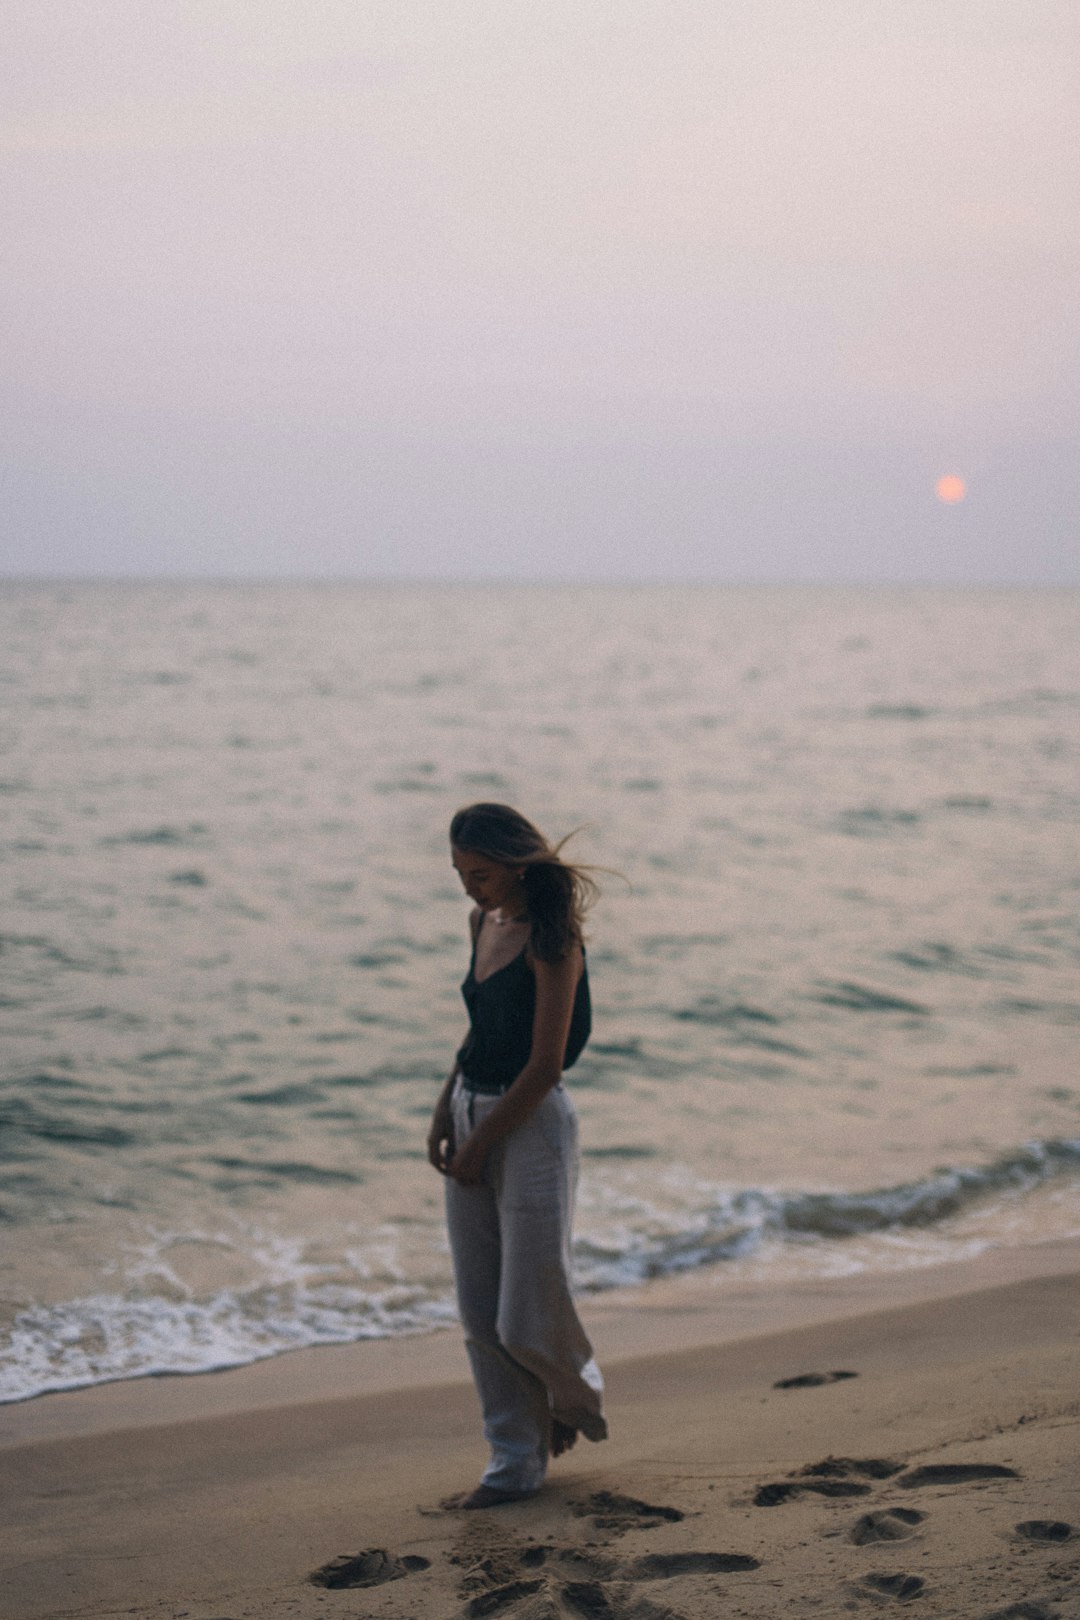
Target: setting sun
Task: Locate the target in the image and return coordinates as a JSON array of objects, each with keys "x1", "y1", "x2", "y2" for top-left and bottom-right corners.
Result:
[{"x1": 935, "y1": 474, "x2": 967, "y2": 504}]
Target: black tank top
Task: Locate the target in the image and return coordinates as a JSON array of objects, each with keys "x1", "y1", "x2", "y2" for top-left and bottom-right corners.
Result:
[{"x1": 457, "y1": 918, "x2": 591, "y2": 1095}]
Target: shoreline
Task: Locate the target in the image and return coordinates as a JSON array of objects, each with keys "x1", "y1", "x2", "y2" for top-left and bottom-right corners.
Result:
[
  {"x1": 2, "y1": 1236, "x2": 1078, "y2": 1619},
  {"x1": 3, "y1": 1231, "x2": 1079, "y2": 1450}
]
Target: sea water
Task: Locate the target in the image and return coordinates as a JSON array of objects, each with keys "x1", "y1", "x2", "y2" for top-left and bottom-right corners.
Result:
[{"x1": 1, "y1": 581, "x2": 1078, "y2": 1403}]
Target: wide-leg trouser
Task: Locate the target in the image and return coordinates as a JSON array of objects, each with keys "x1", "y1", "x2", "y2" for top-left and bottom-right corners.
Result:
[{"x1": 445, "y1": 1079, "x2": 606, "y2": 1494}]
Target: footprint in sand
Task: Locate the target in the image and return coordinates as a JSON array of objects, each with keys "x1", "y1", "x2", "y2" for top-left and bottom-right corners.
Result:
[
  {"x1": 464, "y1": 1578, "x2": 546, "y2": 1616},
  {"x1": 802, "y1": 1457, "x2": 904, "y2": 1481},
  {"x1": 309, "y1": 1548, "x2": 430, "y2": 1589},
  {"x1": 851, "y1": 1508, "x2": 926, "y2": 1545},
  {"x1": 773, "y1": 1369, "x2": 859, "y2": 1388},
  {"x1": 754, "y1": 1457, "x2": 903, "y2": 1507},
  {"x1": 982, "y1": 1605, "x2": 1055, "y2": 1620},
  {"x1": 1015, "y1": 1519, "x2": 1074, "y2": 1543},
  {"x1": 560, "y1": 1582, "x2": 614, "y2": 1619},
  {"x1": 559, "y1": 1544, "x2": 759, "y2": 1582},
  {"x1": 627, "y1": 1551, "x2": 761, "y2": 1577},
  {"x1": 897, "y1": 1463, "x2": 1020, "y2": 1489},
  {"x1": 571, "y1": 1490, "x2": 685, "y2": 1533},
  {"x1": 859, "y1": 1571, "x2": 926, "y2": 1603},
  {"x1": 455, "y1": 1515, "x2": 760, "y2": 1617},
  {"x1": 756, "y1": 1479, "x2": 871, "y2": 1506},
  {"x1": 542, "y1": 1556, "x2": 762, "y2": 1619}
]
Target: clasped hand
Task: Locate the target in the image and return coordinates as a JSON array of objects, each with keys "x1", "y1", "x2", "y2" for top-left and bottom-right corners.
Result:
[{"x1": 427, "y1": 1106, "x2": 489, "y2": 1184}]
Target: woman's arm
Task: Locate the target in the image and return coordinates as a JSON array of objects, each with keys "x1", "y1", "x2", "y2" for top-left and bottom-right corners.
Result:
[
  {"x1": 448, "y1": 946, "x2": 581, "y2": 1185},
  {"x1": 427, "y1": 1062, "x2": 460, "y2": 1174}
]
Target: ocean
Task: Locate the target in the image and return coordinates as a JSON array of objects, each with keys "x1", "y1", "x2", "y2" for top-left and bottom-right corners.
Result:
[{"x1": 2, "y1": 580, "x2": 1078, "y2": 1404}]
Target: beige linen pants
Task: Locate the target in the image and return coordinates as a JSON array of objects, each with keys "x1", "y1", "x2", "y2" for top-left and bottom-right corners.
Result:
[{"x1": 445, "y1": 1078, "x2": 606, "y2": 1494}]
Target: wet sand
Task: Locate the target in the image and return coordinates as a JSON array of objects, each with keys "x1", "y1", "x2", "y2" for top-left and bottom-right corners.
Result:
[{"x1": 2, "y1": 1239, "x2": 1078, "y2": 1620}]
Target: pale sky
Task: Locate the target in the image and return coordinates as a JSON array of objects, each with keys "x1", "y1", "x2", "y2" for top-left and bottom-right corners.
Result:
[{"x1": 4, "y1": 1, "x2": 1079, "y2": 581}]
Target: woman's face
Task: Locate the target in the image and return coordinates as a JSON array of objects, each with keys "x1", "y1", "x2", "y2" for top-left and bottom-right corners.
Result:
[{"x1": 451, "y1": 846, "x2": 524, "y2": 913}]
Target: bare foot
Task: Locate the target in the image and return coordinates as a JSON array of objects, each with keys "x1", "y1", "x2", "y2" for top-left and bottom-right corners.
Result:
[
  {"x1": 551, "y1": 1419, "x2": 578, "y2": 1458},
  {"x1": 440, "y1": 1484, "x2": 537, "y2": 1510}
]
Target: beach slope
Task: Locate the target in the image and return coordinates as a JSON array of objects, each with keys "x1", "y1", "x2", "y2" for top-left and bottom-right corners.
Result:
[{"x1": 2, "y1": 1246, "x2": 1078, "y2": 1620}]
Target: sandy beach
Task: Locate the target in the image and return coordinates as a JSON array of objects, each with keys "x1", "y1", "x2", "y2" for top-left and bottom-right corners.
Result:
[{"x1": 2, "y1": 1238, "x2": 1077, "y2": 1620}]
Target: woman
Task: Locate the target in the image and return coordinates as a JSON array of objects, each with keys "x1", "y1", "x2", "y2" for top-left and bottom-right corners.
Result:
[{"x1": 428, "y1": 802, "x2": 607, "y2": 1508}]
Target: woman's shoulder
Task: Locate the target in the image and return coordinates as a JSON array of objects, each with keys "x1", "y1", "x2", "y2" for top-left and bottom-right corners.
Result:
[{"x1": 525, "y1": 938, "x2": 585, "y2": 982}]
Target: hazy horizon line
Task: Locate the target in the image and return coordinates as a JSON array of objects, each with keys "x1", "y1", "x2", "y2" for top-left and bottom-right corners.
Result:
[{"x1": 2, "y1": 572, "x2": 1077, "y2": 591}]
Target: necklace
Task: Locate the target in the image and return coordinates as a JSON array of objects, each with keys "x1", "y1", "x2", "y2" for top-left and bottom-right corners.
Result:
[{"x1": 492, "y1": 909, "x2": 527, "y2": 926}]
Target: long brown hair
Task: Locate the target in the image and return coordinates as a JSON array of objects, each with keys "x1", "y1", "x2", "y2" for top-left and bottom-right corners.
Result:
[{"x1": 449, "y1": 802, "x2": 599, "y2": 962}]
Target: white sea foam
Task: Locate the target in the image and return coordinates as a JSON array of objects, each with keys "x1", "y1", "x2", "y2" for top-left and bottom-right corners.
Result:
[{"x1": 0, "y1": 1284, "x2": 459, "y2": 1405}]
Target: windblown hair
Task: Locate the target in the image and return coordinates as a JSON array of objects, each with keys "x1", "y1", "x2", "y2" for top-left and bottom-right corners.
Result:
[{"x1": 449, "y1": 802, "x2": 599, "y2": 963}]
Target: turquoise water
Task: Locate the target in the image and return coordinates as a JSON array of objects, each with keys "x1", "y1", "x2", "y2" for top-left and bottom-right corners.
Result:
[{"x1": 2, "y1": 582, "x2": 1078, "y2": 1401}]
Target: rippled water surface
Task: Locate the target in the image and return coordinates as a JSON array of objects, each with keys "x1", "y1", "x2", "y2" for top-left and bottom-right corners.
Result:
[{"x1": 2, "y1": 582, "x2": 1078, "y2": 1400}]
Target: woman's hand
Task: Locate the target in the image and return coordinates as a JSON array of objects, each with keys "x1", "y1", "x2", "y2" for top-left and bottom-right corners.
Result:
[
  {"x1": 427, "y1": 1100, "x2": 455, "y2": 1175},
  {"x1": 448, "y1": 1129, "x2": 490, "y2": 1186}
]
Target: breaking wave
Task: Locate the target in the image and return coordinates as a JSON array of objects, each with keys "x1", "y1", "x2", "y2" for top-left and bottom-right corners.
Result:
[{"x1": 4, "y1": 1137, "x2": 1078, "y2": 1405}]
